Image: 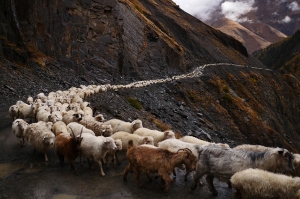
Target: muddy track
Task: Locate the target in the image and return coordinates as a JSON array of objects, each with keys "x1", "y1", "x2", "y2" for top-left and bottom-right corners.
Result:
[{"x1": 0, "y1": 108, "x2": 234, "y2": 199}]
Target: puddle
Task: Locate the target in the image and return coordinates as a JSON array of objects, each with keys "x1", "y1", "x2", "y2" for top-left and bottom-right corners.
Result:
[
  {"x1": 0, "y1": 162, "x2": 24, "y2": 178},
  {"x1": 52, "y1": 194, "x2": 77, "y2": 199}
]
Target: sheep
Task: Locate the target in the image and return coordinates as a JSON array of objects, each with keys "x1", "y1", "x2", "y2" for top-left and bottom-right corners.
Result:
[
  {"x1": 55, "y1": 127, "x2": 83, "y2": 175},
  {"x1": 79, "y1": 115, "x2": 113, "y2": 137},
  {"x1": 18, "y1": 102, "x2": 35, "y2": 121},
  {"x1": 133, "y1": 128, "x2": 175, "y2": 146},
  {"x1": 190, "y1": 145, "x2": 295, "y2": 196},
  {"x1": 12, "y1": 119, "x2": 28, "y2": 147},
  {"x1": 51, "y1": 121, "x2": 69, "y2": 136},
  {"x1": 111, "y1": 131, "x2": 154, "y2": 150},
  {"x1": 103, "y1": 139, "x2": 122, "y2": 168},
  {"x1": 27, "y1": 96, "x2": 33, "y2": 104},
  {"x1": 37, "y1": 93, "x2": 47, "y2": 102},
  {"x1": 158, "y1": 138, "x2": 201, "y2": 181},
  {"x1": 9, "y1": 105, "x2": 19, "y2": 120},
  {"x1": 24, "y1": 121, "x2": 55, "y2": 162},
  {"x1": 67, "y1": 122, "x2": 95, "y2": 136},
  {"x1": 230, "y1": 168, "x2": 300, "y2": 199},
  {"x1": 234, "y1": 144, "x2": 300, "y2": 178},
  {"x1": 94, "y1": 114, "x2": 105, "y2": 122},
  {"x1": 62, "y1": 112, "x2": 83, "y2": 125},
  {"x1": 83, "y1": 107, "x2": 93, "y2": 116},
  {"x1": 36, "y1": 108, "x2": 51, "y2": 122},
  {"x1": 179, "y1": 135, "x2": 230, "y2": 148},
  {"x1": 103, "y1": 119, "x2": 143, "y2": 133},
  {"x1": 123, "y1": 140, "x2": 197, "y2": 193},
  {"x1": 80, "y1": 133, "x2": 117, "y2": 176}
]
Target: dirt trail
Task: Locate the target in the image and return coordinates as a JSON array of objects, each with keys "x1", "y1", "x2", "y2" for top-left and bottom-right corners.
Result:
[{"x1": 0, "y1": 107, "x2": 234, "y2": 199}]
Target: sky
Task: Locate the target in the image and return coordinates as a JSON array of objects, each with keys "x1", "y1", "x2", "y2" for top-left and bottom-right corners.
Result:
[{"x1": 172, "y1": 0, "x2": 299, "y2": 23}]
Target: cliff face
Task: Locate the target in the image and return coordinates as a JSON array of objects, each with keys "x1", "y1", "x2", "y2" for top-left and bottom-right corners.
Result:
[{"x1": 0, "y1": 0, "x2": 299, "y2": 152}]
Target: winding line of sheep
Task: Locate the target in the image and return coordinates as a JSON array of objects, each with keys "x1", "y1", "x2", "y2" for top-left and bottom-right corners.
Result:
[{"x1": 9, "y1": 64, "x2": 299, "y2": 198}]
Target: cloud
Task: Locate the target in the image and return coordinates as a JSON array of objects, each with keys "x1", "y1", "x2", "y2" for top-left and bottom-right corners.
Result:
[
  {"x1": 279, "y1": 16, "x2": 292, "y2": 23},
  {"x1": 288, "y1": 2, "x2": 300, "y2": 11},
  {"x1": 220, "y1": 0, "x2": 257, "y2": 22},
  {"x1": 172, "y1": 0, "x2": 223, "y2": 21}
]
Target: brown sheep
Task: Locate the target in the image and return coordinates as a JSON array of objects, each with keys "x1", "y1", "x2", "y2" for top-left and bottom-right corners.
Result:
[
  {"x1": 123, "y1": 140, "x2": 197, "y2": 194},
  {"x1": 55, "y1": 127, "x2": 83, "y2": 175}
]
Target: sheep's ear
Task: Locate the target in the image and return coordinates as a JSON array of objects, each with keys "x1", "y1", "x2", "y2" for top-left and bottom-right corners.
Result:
[
  {"x1": 143, "y1": 137, "x2": 148, "y2": 142},
  {"x1": 164, "y1": 131, "x2": 169, "y2": 136},
  {"x1": 48, "y1": 115, "x2": 52, "y2": 119},
  {"x1": 73, "y1": 114, "x2": 79, "y2": 118}
]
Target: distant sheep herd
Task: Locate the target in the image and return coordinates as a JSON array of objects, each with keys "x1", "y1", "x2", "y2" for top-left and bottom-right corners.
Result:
[{"x1": 8, "y1": 82, "x2": 300, "y2": 198}]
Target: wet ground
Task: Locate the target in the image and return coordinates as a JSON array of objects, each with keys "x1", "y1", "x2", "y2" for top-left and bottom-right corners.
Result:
[{"x1": 0, "y1": 106, "x2": 234, "y2": 199}]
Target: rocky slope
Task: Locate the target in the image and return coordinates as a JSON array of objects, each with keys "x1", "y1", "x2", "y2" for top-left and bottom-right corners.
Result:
[
  {"x1": 254, "y1": 30, "x2": 300, "y2": 75},
  {"x1": 0, "y1": 0, "x2": 300, "y2": 153}
]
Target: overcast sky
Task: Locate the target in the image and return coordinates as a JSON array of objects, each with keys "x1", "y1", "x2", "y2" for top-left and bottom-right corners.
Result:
[{"x1": 172, "y1": 0, "x2": 298, "y2": 23}]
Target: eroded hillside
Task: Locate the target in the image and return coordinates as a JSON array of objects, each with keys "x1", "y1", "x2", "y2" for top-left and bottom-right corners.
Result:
[{"x1": 0, "y1": 0, "x2": 299, "y2": 152}]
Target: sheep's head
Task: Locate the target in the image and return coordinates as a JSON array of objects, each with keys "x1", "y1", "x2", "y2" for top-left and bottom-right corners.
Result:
[
  {"x1": 272, "y1": 148, "x2": 295, "y2": 175},
  {"x1": 132, "y1": 119, "x2": 143, "y2": 131},
  {"x1": 104, "y1": 137, "x2": 117, "y2": 150},
  {"x1": 101, "y1": 124, "x2": 113, "y2": 137},
  {"x1": 43, "y1": 135, "x2": 55, "y2": 146},
  {"x1": 73, "y1": 113, "x2": 83, "y2": 122},
  {"x1": 164, "y1": 130, "x2": 175, "y2": 139},
  {"x1": 70, "y1": 127, "x2": 83, "y2": 152},
  {"x1": 177, "y1": 148, "x2": 197, "y2": 171},
  {"x1": 143, "y1": 136, "x2": 154, "y2": 145},
  {"x1": 114, "y1": 139, "x2": 122, "y2": 150}
]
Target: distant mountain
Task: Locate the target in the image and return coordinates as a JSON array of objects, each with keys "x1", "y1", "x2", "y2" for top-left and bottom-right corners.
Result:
[
  {"x1": 212, "y1": 17, "x2": 287, "y2": 54},
  {"x1": 254, "y1": 30, "x2": 300, "y2": 75}
]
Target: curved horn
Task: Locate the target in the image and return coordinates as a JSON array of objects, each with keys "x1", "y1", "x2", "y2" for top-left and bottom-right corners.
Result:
[
  {"x1": 80, "y1": 127, "x2": 83, "y2": 137},
  {"x1": 177, "y1": 148, "x2": 193, "y2": 156},
  {"x1": 69, "y1": 127, "x2": 75, "y2": 138}
]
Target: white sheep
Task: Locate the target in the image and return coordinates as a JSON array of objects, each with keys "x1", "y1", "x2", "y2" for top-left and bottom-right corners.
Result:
[
  {"x1": 62, "y1": 112, "x2": 83, "y2": 125},
  {"x1": 24, "y1": 121, "x2": 55, "y2": 162},
  {"x1": 103, "y1": 139, "x2": 123, "y2": 168},
  {"x1": 9, "y1": 105, "x2": 19, "y2": 120},
  {"x1": 51, "y1": 121, "x2": 69, "y2": 136},
  {"x1": 79, "y1": 115, "x2": 113, "y2": 137},
  {"x1": 111, "y1": 131, "x2": 154, "y2": 150},
  {"x1": 230, "y1": 168, "x2": 300, "y2": 199},
  {"x1": 103, "y1": 119, "x2": 143, "y2": 133},
  {"x1": 66, "y1": 122, "x2": 95, "y2": 136},
  {"x1": 80, "y1": 134, "x2": 117, "y2": 176},
  {"x1": 27, "y1": 96, "x2": 33, "y2": 104},
  {"x1": 179, "y1": 135, "x2": 230, "y2": 148},
  {"x1": 94, "y1": 114, "x2": 105, "y2": 122},
  {"x1": 133, "y1": 128, "x2": 175, "y2": 146},
  {"x1": 12, "y1": 119, "x2": 28, "y2": 147},
  {"x1": 18, "y1": 102, "x2": 35, "y2": 121},
  {"x1": 37, "y1": 93, "x2": 47, "y2": 102}
]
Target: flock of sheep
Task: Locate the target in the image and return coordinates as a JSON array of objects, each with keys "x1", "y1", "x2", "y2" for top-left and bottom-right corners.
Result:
[{"x1": 7, "y1": 77, "x2": 300, "y2": 198}]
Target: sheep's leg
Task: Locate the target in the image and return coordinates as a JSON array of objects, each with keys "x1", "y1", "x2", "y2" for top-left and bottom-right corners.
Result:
[
  {"x1": 146, "y1": 173, "x2": 152, "y2": 182},
  {"x1": 123, "y1": 164, "x2": 131, "y2": 181},
  {"x1": 44, "y1": 153, "x2": 48, "y2": 162},
  {"x1": 115, "y1": 151, "x2": 121, "y2": 165},
  {"x1": 161, "y1": 173, "x2": 173, "y2": 193},
  {"x1": 184, "y1": 169, "x2": 190, "y2": 181},
  {"x1": 227, "y1": 181, "x2": 232, "y2": 188},
  {"x1": 206, "y1": 174, "x2": 218, "y2": 196},
  {"x1": 133, "y1": 168, "x2": 144, "y2": 189},
  {"x1": 58, "y1": 154, "x2": 64, "y2": 166},
  {"x1": 191, "y1": 171, "x2": 204, "y2": 190},
  {"x1": 21, "y1": 137, "x2": 25, "y2": 147},
  {"x1": 160, "y1": 177, "x2": 166, "y2": 190},
  {"x1": 97, "y1": 160, "x2": 105, "y2": 176},
  {"x1": 87, "y1": 158, "x2": 94, "y2": 169},
  {"x1": 80, "y1": 153, "x2": 84, "y2": 166},
  {"x1": 232, "y1": 190, "x2": 242, "y2": 199},
  {"x1": 172, "y1": 169, "x2": 176, "y2": 177}
]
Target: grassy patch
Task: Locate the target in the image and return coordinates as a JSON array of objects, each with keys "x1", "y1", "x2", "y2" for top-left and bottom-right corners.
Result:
[
  {"x1": 147, "y1": 116, "x2": 171, "y2": 131},
  {"x1": 185, "y1": 89, "x2": 201, "y2": 103},
  {"x1": 126, "y1": 97, "x2": 142, "y2": 110},
  {"x1": 223, "y1": 93, "x2": 233, "y2": 102}
]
